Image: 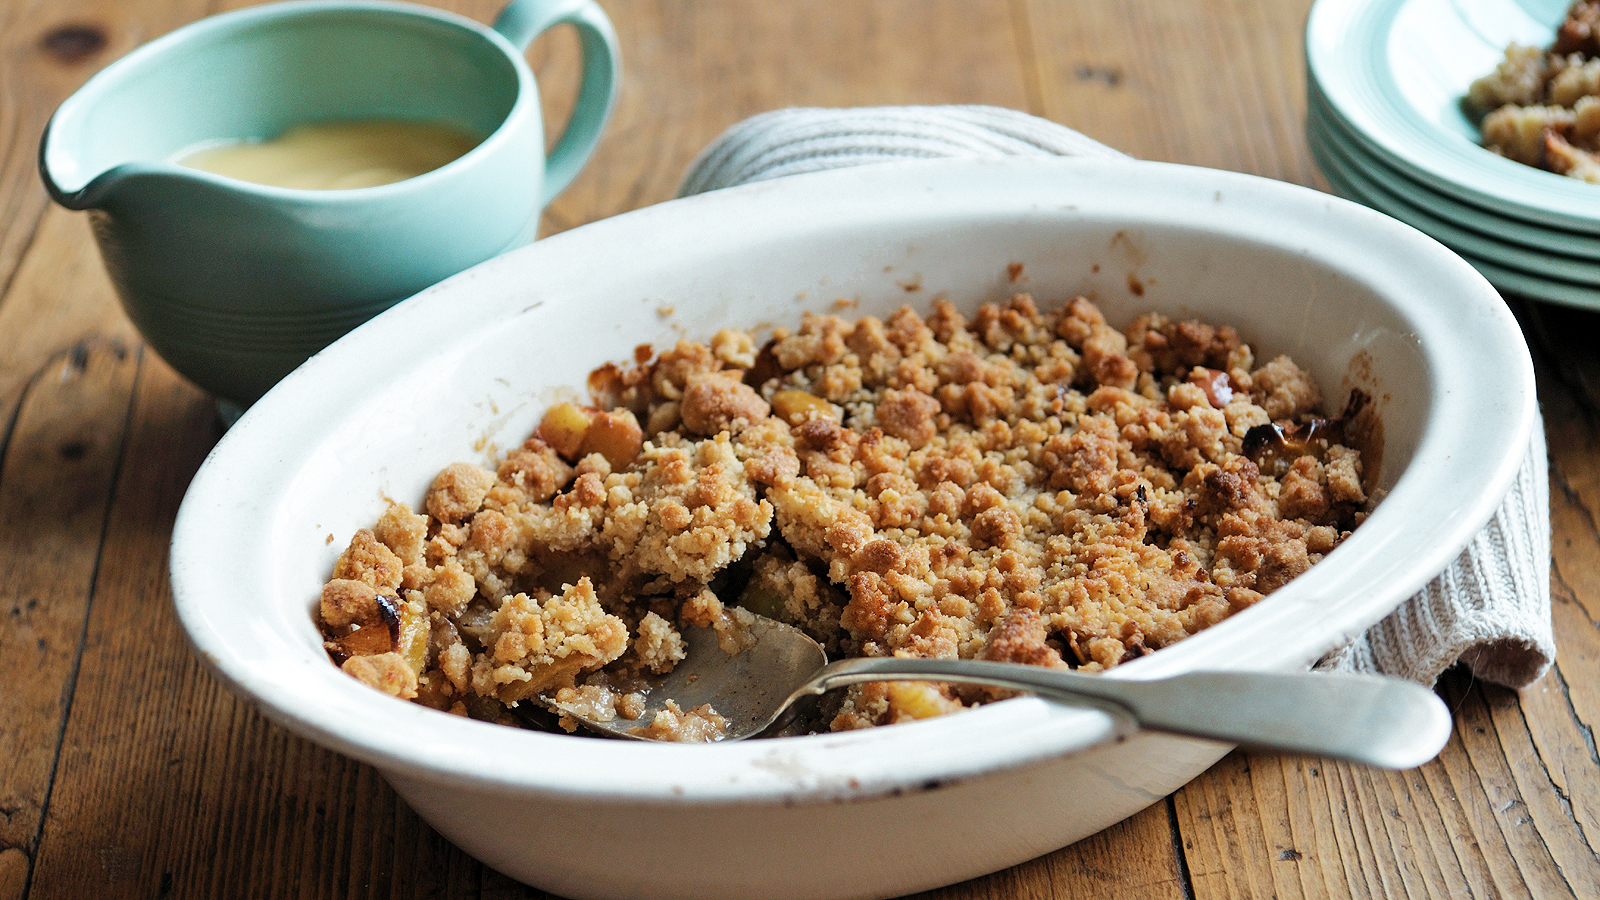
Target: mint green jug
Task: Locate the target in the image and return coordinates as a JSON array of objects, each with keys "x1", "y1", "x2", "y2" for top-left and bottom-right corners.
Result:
[{"x1": 40, "y1": 0, "x2": 619, "y2": 409}]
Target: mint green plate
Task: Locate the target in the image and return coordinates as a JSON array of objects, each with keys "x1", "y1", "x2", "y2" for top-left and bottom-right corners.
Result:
[
  {"x1": 1306, "y1": 0, "x2": 1600, "y2": 233},
  {"x1": 1311, "y1": 117, "x2": 1600, "y2": 308},
  {"x1": 1448, "y1": 244, "x2": 1600, "y2": 308},
  {"x1": 1310, "y1": 104, "x2": 1600, "y2": 283},
  {"x1": 1308, "y1": 80, "x2": 1600, "y2": 259}
]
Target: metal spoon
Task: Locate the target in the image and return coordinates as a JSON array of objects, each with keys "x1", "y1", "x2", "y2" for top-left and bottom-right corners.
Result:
[{"x1": 542, "y1": 617, "x2": 1454, "y2": 769}]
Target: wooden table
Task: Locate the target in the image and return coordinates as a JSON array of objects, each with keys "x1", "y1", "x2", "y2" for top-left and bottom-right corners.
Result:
[{"x1": 3, "y1": 1, "x2": 1597, "y2": 897}]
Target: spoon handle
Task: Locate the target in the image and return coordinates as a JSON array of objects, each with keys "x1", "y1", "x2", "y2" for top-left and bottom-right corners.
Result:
[{"x1": 805, "y1": 658, "x2": 1453, "y2": 770}]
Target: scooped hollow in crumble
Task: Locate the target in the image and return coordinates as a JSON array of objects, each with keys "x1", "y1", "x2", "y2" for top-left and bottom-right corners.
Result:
[{"x1": 317, "y1": 291, "x2": 1373, "y2": 739}]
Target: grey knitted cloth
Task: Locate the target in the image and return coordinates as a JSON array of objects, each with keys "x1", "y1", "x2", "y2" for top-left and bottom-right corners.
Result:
[{"x1": 678, "y1": 105, "x2": 1556, "y2": 689}]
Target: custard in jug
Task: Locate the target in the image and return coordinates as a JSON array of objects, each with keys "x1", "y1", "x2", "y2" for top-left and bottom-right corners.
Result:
[{"x1": 176, "y1": 119, "x2": 481, "y2": 190}]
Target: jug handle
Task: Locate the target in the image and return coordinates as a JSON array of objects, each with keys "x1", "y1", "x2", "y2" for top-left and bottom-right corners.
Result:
[{"x1": 492, "y1": 0, "x2": 620, "y2": 207}]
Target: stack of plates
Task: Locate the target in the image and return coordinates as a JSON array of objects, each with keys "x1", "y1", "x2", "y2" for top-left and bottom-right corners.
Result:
[{"x1": 1306, "y1": 0, "x2": 1600, "y2": 310}]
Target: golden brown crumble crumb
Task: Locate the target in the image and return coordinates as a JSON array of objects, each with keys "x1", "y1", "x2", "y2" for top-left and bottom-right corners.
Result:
[
  {"x1": 550, "y1": 683, "x2": 628, "y2": 725},
  {"x1": 332, "y1": 529, "x2": 403, "y2": 593},
  {"x1": 627, "y1": 700, "x2": 730, "y2": 742},
  {"x1": 373, "y1": 503, "x2": 428, "y2": 566},
  {"x1": 634, "y1": 611, "x2": 687, "y2": 674},
  {"x1": 426, "y1": 462, "x2": 497, "y2": 524},
  {"x1": 318, "y1": 292, "x2": 1372, "y2": 735},
  {"x1": 343, "y1": 652, "x2": 418, "y2": 699}
]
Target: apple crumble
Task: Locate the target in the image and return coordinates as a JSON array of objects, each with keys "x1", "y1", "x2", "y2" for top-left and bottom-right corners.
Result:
[
  {"x1": 1467, "y1": 0, "x2": 1600, "y2": 181},
  {"x1": 317, "y1": 292, "x2": 1373, "y2": 739}
]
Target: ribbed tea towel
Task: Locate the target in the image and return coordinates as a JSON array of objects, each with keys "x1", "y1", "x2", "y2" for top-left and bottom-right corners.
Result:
[{"x1": 678, "y1": 105, "x2": 1556, "y2": 689}]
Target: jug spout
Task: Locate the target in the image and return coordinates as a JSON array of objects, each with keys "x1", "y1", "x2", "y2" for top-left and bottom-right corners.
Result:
[
  {"x1": 40, "y1": 159, "x2": 140, "y2": 212},
  {"x1": 38, "y1": 114, "x2": 141, "y2": 212}
]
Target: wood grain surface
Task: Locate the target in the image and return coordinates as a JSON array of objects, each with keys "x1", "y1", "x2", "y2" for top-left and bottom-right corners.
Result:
[{"x1": 2, "y1": 1, "x2": 1596, "y2": 898}]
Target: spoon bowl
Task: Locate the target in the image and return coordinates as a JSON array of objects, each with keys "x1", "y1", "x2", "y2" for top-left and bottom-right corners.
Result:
[
  {"x1": 546, "y1": 619, "x2": 1454, "y2": 770},
  {"x1": 541, "y1": 616, "x2": 828, "y2": 740}
]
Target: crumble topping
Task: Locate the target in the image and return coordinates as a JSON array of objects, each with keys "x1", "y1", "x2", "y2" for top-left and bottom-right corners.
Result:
[{"x1": 316, "y1": 292, "x2": 1373, "y2": 740}]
